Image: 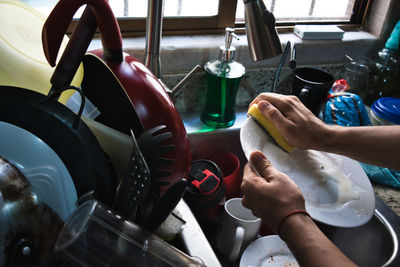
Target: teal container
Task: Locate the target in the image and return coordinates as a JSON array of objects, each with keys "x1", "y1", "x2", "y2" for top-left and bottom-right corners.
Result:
[{"x1": 201, "y1": 28, "x2": 245, "y2": 128}]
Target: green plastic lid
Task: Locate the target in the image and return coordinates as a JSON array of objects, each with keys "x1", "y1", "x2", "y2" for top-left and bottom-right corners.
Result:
[{"x1": 385, "y1": 20, "x2": 400, "y2": 51}]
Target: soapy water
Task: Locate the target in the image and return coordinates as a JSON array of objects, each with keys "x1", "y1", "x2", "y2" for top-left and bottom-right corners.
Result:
[{"x1": 286, "y1": 149, "x2": 361, "y2": 207}]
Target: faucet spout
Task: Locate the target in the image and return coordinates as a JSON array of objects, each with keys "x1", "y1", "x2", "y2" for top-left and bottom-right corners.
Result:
[
  {"x1": 143, "y1": 0, "x2": 204, "y2": 101},
  {"x1": 144, "y1": 0, "x2": 163, "y2": 78}
]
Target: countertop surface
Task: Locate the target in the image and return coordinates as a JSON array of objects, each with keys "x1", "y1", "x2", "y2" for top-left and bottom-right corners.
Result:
[{"x1": 374, "y1": 184, "x2": 400, "y2": 216}]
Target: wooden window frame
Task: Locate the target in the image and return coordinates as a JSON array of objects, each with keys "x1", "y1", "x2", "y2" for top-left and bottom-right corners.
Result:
[{"x1": 67, "y1": 0, "x2": 373, "y2": 37}]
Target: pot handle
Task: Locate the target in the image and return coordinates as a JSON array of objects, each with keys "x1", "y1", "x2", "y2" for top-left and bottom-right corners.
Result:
[
  {"x1": 42, "y1": 0, "x2": 123, "y2": 67},
  {"x1": 299, "y1": 86, "x2": 310, "y2": 103},
  {"x1": 45, "y1": 85, "x2": 86, "y2": 130},
  {"x1": 46, "y1": 6, "x2": 97, "y2": 95}
]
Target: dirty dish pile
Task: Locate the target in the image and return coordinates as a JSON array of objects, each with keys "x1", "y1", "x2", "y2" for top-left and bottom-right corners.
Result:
[{"x1": 42, "y1": 0, "x2": 191, "y2": 196}]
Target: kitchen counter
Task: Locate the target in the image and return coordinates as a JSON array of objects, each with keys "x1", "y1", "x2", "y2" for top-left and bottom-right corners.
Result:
[{"x1": 374, "y1": 184, "x2": 400, "y2": 216}]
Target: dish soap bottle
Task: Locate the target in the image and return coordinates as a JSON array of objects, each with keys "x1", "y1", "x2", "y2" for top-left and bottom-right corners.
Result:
[
  {"x1": 366, "y1": 20, "x2": 400, "y2": 105},
  {"x1": 201, "y1": 28, "x2": 246, "y2": 128}
]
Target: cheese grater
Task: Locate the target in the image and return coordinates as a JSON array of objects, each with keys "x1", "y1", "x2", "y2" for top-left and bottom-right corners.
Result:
[{"x1": 113, "y1": 130, "x2": 151, "y2": 222}]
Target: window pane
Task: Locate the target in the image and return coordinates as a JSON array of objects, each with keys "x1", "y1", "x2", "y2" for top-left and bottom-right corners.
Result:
[
  {"x1": 273, "y1": 0, "x2": 313, "y2": 18},
  {"x1": 236, "y1": 0, "x2": 356, "y2": 22},
  {"x1": 313, "y1": 0, "x2": 352, "y2": 18},
  {"x1": 23, "y1": 0, "x2": 218, "y2": 18},
  {"x1": 164, "y1": 0, "x2": 219, "y2": 17},
  {"x1": 22, "y1": 0, "x2": 57, "y2": 16}
]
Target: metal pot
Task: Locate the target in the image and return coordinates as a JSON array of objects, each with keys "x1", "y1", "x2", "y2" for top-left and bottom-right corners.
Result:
[{"x1": 0, "y1": 156, "x2": 64, "y2": 266}]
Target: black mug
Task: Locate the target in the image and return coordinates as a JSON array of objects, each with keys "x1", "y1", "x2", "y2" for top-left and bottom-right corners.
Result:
[{"x1": 291, "y1": 67, "x2": 334, "y2": 115}]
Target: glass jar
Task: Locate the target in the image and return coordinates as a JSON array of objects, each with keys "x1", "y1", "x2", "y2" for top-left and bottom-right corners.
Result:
[{"x1": 342, "y1": 56, "x2": 373, "y2": 102}]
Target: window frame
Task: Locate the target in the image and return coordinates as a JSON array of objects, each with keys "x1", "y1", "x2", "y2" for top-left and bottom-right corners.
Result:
[{"x1": 66, "y1": 0, "x2": 373, "y2": 37}]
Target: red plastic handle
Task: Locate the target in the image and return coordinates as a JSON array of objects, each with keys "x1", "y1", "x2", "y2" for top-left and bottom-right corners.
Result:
[{"x1": 42, "y1": 0, "x2": 122, "y2": 67}]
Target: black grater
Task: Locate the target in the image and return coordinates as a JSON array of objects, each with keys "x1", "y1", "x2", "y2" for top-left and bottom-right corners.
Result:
[{"x1": 113, "y1": 130, "x2": 151, "y2": 222}]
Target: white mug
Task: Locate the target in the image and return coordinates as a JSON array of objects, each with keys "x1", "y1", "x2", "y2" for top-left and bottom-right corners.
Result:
[{"x1": 215, "y1": 198, "x2": 261, "y2": 261}]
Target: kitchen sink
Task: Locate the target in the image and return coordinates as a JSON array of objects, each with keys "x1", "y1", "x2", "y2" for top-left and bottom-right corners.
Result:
[{"x1": 179, "y1": 123, "x2": 400, "y2": 267}]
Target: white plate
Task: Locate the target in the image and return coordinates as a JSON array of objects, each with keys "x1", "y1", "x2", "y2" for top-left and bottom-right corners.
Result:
[
  {"x1": 240, "y1": 118, "x2": 375, "y2": 227},
  {"x1": 0, "y1": 121, "x2": 78, "y2": 221},
  {"x1": 240, "y1": 235, "x2": 299, "y2": 267}
]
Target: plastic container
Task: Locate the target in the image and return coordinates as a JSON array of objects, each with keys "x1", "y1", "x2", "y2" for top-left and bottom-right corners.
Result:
[
  {"x1": 370, "y1": 97, "x2": 400, "y2": 125},
  {"x1": 55, "y1": 200, "x2": 205, "y2": 266},
  {"x1": 0, "y1": 0, "x2": 83, "y2": 105}
]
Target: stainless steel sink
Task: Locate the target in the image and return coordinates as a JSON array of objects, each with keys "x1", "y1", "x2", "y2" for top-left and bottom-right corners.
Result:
[{"x1": 184, "y1": 126, "x2": 400, "y2": 267}]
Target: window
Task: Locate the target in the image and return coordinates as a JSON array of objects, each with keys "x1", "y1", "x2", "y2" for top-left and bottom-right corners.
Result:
[
  {"x1": 236, "y1": 0, "x2": 357, "y2": 23},
  {"x1": 23, "y1": 0, "x2": 372, "y2": 36}
]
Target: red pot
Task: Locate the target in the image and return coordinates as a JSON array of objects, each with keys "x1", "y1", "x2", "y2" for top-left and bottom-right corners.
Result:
[{"x1": 42, "y1": 0, "x2": 191, "y2": 194}]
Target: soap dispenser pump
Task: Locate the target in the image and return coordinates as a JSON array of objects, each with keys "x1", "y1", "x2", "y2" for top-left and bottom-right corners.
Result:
[{"x1": 201, "y1": 27, "x2": 246, "y2": 128}]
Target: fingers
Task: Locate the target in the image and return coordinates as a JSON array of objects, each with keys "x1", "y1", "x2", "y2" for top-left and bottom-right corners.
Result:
[
  {"x1": 258, "y1": 100, "x2": 290, "y2": 127},
  {"x1": 249, "y1": 150, "x2": 276, "y2": 182},
  {"x1": 249, "y1": 93, "x2": 301, "y2": 114}
]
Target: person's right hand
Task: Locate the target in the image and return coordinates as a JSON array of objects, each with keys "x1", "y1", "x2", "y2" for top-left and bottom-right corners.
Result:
[
  {"x1": 241, "y1": 150, "x2": 306, "y2": 233},
  {"x1": 249, "y1": 93, "x2": 333, "y2": 151}
]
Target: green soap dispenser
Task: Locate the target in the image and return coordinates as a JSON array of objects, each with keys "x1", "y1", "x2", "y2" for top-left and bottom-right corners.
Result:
[{"x1": 201, "y1": 27, "x2": 246, "y2": 128}]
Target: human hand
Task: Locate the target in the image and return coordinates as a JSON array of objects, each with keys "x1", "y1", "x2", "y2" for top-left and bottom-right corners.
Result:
[
  {"x1": 241, "y1": 150, "x2": 305, "y2": 233},
  {"x1": 249, "y1": 93, "x2": 332, "y2": 151}
]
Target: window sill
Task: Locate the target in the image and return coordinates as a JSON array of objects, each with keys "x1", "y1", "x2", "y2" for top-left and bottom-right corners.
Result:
[{"x1": 88, "y1": 30, "x2": 378, "y2": 74}]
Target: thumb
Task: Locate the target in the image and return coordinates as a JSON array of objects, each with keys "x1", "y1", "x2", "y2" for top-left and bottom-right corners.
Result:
[{"x1": 249, "y1": 150, "x2": 275, "y2": 182}]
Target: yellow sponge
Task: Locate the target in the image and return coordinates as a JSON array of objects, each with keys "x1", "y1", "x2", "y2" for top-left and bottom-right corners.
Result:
[{"x1": 248, "y1": 104, "x2": 294, "y2": 153}]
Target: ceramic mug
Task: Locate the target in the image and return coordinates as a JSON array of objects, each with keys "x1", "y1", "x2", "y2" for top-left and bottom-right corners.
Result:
[
  {"x1": 215, "y1": 198, "x2": 261, "y2": 261},
  {"x1": 291, "y1": 67, "x2": 334, "y2": 115}
]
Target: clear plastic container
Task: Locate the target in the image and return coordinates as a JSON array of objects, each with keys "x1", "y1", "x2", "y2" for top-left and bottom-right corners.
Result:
[{"x1": 55, "y1": 200, "x2": 205, "y2": 266}]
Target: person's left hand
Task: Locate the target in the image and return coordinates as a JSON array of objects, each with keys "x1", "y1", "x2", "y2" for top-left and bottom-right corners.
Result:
[{"x1": 241, "y1": 150, "x2": 305, "y2": 232}]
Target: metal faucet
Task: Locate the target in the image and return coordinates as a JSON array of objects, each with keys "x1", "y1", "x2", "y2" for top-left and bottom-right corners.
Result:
[
  {"x1": 144, "y1": 0, "x2": 202, "y2": 99},
  {"x1": 144, "y1": 0, "x2": 163, "y2": 78},
  {"x1": 243, "y1": 0, "x2": 283, "y2": 61}
]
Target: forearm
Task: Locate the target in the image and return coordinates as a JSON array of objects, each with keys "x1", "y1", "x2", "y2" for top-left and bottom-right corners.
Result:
[
  {"x1": 317, "y1": 125, "x2": 400, "y2": 171},
  {"x1": 280, "y1": 214, "x2": 356, "y2": 267}
]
